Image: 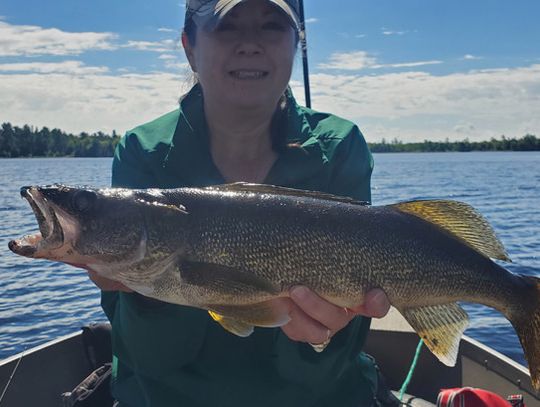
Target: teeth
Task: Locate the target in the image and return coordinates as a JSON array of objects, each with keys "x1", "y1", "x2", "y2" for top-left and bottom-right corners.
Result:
[
  {"x1": 231, "y1": 70, "x2": 266, "y2": 79},
  {"x1": 26, "y1": 190, "x2": 49, "y2": 238}
]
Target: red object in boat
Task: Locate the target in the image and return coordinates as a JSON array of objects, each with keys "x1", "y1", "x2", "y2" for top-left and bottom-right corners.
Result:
[{"x1": 437, "y1": 387, "x2": 522, "y2": 406}]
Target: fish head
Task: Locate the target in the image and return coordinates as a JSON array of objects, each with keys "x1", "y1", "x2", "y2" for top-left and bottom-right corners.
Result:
[{"x1": 8, "y1": 185, "x2": 147, "y2": 270}]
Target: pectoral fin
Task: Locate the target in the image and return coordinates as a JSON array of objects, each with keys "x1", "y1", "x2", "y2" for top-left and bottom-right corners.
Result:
[
  {"x1": 181, "y1": 261, "x2": 279, "y2": 302},
  {"x1": 400, "y1": 303, "x2": 469, "y2": 366},
  {"x1": 208, "y1": 300, "x2": 292, "y2": 337}
]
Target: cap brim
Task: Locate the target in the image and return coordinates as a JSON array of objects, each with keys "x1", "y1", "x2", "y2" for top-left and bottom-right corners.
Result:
[{"x1": 192, "y1": 0, "x2": 300, "y2": 32}]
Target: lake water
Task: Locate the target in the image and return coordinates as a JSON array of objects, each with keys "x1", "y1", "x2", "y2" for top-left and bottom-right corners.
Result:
[{"x1": 0, "y1": 153, "x2": 539, "y2": 366}]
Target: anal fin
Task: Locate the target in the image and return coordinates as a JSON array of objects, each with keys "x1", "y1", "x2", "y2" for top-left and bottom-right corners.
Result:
[{"x1": 400, "y1": 303, "x2": 469, "y2": 366}]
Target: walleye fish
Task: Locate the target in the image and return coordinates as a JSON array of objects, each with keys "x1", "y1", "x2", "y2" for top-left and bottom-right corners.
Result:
[{"x1": 8, "y1": 183, "x2": 540, "y2": 390}]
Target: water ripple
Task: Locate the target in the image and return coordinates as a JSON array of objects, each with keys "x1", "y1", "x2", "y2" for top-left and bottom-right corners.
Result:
[{"x1": 0, "y1": 154, "x2": 539, "y2": 363}]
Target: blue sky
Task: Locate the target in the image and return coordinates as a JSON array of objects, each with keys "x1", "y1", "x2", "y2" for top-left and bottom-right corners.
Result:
[{"x1": 1, "y1": 0, "x2": 539, "y2": 142}]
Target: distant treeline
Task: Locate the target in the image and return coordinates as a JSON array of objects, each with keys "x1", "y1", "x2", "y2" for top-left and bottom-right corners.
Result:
[
  {"x1": 368, "y1": 134, "x2": 539, "y2": 153},
  {"x1": 0, "y1": 122, "x2": 120, "y2": 158},
  {"x1": 1, "y1": 122, "x2": 539, "y2": 157}
]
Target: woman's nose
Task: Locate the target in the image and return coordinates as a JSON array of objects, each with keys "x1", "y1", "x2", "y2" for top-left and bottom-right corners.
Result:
[{"x1": 235, "y1": 30, "x2": 264, "y2": 55}]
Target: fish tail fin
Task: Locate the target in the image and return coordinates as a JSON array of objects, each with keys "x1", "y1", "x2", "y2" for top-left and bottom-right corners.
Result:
[{"x1": 510, "y1": 275, "x2": 540, "y2": 391}]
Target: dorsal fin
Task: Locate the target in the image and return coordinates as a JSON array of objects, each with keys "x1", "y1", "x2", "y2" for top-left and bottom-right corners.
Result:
[
  {"x1": 205, "y1": 182, "x2": 370, "y2": 206},
  {"x1": 391, "y1": 199, "x2": 510, "y2": 262}
]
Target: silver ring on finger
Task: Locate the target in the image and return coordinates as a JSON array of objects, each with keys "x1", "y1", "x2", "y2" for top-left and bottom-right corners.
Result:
[{"x1": 308, "y1": 329, "x2": 332, "y2": 353}]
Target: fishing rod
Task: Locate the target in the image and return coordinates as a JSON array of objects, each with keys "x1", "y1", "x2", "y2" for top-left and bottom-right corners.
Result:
[
  {"x1": 298, "y1": 0, "x2": 312, "y2": 108},
  {"x1": 0, "y1": 347, "x2": 27, "y2": 406}
]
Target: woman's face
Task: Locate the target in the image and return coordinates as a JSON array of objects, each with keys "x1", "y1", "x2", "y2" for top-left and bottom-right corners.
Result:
[{"x1": 184, "y1": 0, "x2": 297, "y2": 110}]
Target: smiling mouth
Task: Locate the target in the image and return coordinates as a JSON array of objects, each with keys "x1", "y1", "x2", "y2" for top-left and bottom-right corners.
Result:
[
  {"x1": 8, "y1": 187, "x2": 65, "y2": 258},
  {"x1": 229, "y1": 70, "x2": 269, "y2": 80}
]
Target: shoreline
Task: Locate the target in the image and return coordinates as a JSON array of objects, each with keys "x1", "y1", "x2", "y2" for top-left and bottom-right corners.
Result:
[{"x1": 2, "y1": 150, "x2": 540, "y2": 159}]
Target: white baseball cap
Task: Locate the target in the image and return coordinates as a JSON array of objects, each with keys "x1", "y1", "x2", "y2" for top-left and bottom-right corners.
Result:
[{"x1": 185, "y1": 0, "x2": 301, "y2": 31}]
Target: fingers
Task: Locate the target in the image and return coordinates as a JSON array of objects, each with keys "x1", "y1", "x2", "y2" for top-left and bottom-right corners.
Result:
[
  {"x1": 281, "y1": 301, "x2": 332, "y2": 344},
  {"x1": 349, "y1": 288, "x2": 390, "y2": 318},
  {"x1": 281, "y1": 286, "x2": 352, "y2": 344},
  {"x1": 290, "y1": 286, "x2": 352, "y2": 331},
  {"x1": 87, "y1": 270, "x2": 133, "y2": 292},
  {"x1": 281, "y1": 286, "x2": 391, "y2": 346}
]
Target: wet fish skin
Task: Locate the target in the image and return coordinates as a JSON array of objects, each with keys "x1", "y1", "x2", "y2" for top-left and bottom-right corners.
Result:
[{"x1": 7, "y1": 183, "x2": 540, "y2": 391}]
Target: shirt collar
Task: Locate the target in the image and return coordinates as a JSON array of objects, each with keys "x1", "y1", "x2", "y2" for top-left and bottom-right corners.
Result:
[{"x1": 162, "y1": 84, "x2": 327, "y2": 188}]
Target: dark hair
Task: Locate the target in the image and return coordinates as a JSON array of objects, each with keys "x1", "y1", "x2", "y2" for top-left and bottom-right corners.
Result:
[
  {"x1": 182, "y1": 17, "x2": 297, "y2": 153},
  {"x1": 184, "y1": 17, "x2": 197, "y2": 47},
  {"x1": 270, "y1": 93, "x2": 293, "y2": 153}
]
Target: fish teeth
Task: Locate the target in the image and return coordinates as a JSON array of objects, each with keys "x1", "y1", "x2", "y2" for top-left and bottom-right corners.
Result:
[{"x1": 26, "y1": 189, "x2": 51, "y2": 239}]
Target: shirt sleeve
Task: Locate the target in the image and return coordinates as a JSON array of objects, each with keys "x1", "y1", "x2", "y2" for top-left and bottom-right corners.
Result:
[
  {"x1": 327, "y1": 126, "x2": 374, "y2": 203},
  {"x1": 111, "y1": 132, "x2": 156, "y2": 189},
  {"x1": 103, "y1": 132, "x2": 157, "y2": 322}
]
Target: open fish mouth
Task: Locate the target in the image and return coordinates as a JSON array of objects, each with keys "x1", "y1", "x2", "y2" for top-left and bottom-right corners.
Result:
[{"x1": 8, "y1": 186, "x2": 66, "y2": 258}]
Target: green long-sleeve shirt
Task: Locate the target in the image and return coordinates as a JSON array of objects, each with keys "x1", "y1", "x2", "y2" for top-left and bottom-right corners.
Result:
[{"x1": 104, "y1": 84, "x2": 377, "y2": 407}]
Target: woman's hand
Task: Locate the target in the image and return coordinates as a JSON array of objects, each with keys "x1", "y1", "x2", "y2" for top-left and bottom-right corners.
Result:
[
  {"x1": 87, "y1": 269, "x2": 390, "y2": 343},
  {"x1": 87, "y1": 269, "x2": 133, "y2": 292},
  {"x1": 281, "y1": 286, "x2": 390, "y2": 347}
]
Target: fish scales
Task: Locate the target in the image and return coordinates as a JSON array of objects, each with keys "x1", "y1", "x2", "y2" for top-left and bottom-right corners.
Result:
[
  {"x1": 172, "y1": 189, "x2": 514, "y2": 310},
  {"x1": 8, "y1": 182, "x2": 540, "y2": 390},
  {"x1": 181, "y1": 190, "x2": 377, "y2": 302}
]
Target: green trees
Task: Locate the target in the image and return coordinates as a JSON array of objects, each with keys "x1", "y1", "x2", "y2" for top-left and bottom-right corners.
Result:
[
  {"x1": 368, "y1": 134, "x2": 539, "y2": 153},
  {"x1": 0, "y1": 122, "x2": 120, "y2": 157},
  {"x1": 0, "y1": 121, "x2": 538, "y2": 157}
]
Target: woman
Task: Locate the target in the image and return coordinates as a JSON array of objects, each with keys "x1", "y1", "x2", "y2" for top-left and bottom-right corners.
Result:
[{"x1": 91, "y1": 0, "x2": 391, "y2": 405}]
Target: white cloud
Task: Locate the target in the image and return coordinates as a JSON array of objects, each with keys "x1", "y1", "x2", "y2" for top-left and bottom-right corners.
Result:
[
  {"x1": 318, "y1": 51, "x2": 442, "y2": 71},
  {"x1": 382, "y1": 30, "x2": 407, "y2": 36},
  {"x1": 318, "y1": 51, "x2": 377, "y2": 70},
  {"x1": 124, "y1": 39, "x2": 178, "y2": 53},
  {"x1": 0, "y1": 61, "x2": 109, "y2": 74},
  {"x1": 156, "y1": 53, "x2": 189, "y2": 70},
  {"x1": 379, "y1": 60, "x2": 443, "y2": 68},
  {"x1": 291, "y1": 64, "x2": 540, "y2": 142},
  {"x1": 0, "y1": 70, "x2": 189, "y2": 135},
  {"x1": 0, "y1": 21, "x2": 183, "y2": 57},
  {"x1": 158, "y1": 27, "x2": 177, "y2": 33},
  {"x1": 0, "y1": 21, "x2": 117, "y2": 56},
  {"x1": 462, "y1": 54, "x2": 483, "y2": 60},
  {"x1": 164, "y1": 61, "x2": 190, "y2": 71},
  {"x1": 305, "y1": 18, "x2": 318, "y2": 24},
  {"x1": 1, "y1": 57, "x2": 538, "y2": 143},
  {"x1": 454, "y1": 123, "x2": 476, "y2": 134}
]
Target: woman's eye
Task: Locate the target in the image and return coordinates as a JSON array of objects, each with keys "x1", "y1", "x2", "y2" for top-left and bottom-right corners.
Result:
[
  {"x1": 216, "y1": 22, "x2": 237, "y2": 31},
  {"x1": 262, "y1": 21, "x2": 286, "y2": 31}
]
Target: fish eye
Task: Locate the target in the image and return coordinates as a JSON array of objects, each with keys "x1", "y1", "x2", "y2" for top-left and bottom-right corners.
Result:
[{"x1": 71, "y1": 190, "x2": 97, "y2": 212}]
